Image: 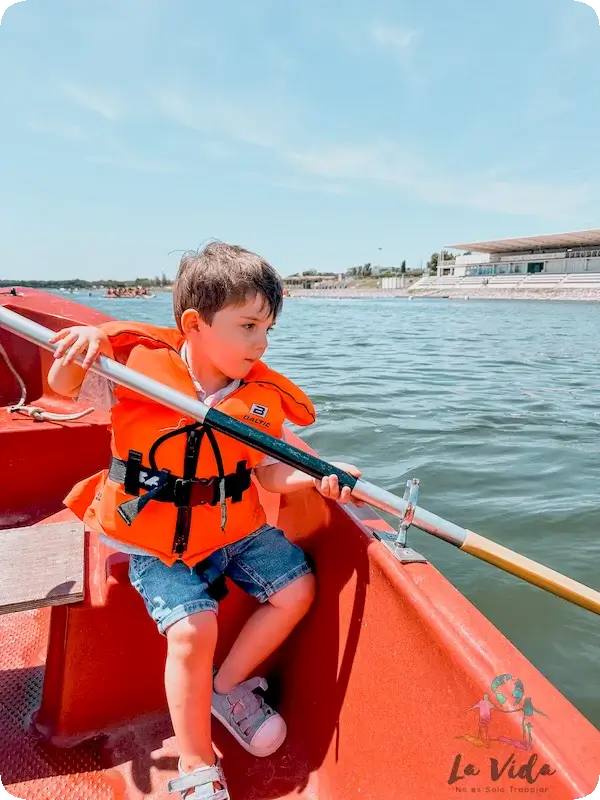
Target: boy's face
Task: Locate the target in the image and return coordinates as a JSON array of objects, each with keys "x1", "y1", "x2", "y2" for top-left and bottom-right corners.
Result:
[{"x1": 184, "y1": 293, "x2": 275, "y2": 381}]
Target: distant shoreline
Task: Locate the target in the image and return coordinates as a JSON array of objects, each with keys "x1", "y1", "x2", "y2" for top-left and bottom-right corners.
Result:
[
  {"x1": 287, "y1": 287, "x2": 600, "y2": 302},
  {"x1": 5, "y1": 283, "x2": 600, "y2": 303}
]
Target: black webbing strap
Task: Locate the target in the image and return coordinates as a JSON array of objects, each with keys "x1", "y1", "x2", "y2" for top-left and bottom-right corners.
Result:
[
  {"x1": 230, "y1": 460, "x2": 249, "y2": 503},
  {"x1": 111, "y1": 419, "x2": 253, "y2": 557},
  {"x1": 172, "y1": 426, "x2": 203, "y2": 556},
  {"x1": 116, "y1": 467, "x2": 171, "y2": 526},
  {"x1": 123, "y1": 450, "x2": 143, "y2": 496},
  {"x1": 109, "y1": 457, "x2": 253, "y2": 507},
  {"x1": 109, "y1": 453, "x2": 252, "y2": 527}
]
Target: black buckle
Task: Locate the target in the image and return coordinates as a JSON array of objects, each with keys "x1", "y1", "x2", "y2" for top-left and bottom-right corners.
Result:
[
  {"x1": 174, "y1": 477, "x2": 216, "y2": 507},
  {"x1": 173, "y1": 478, "x2": 194, "y2": 508},
  {"x1": 194, "y1": 478, "x2": 216, "y2": 506}
]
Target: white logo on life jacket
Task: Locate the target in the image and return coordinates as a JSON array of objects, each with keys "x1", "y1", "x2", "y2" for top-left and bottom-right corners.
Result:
[
  {"x1": 250, "y1": 403, "x2": 268, "y2": 418},
  {"x1": 140, "y1": 471, "x2": 160, "y2": 487},
  {"x1": 0, "y1": 775, "x2": 26, "y2": 800}
]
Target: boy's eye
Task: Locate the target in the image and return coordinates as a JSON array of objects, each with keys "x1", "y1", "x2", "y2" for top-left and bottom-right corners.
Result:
[{"x1": 242, "y1": 323, "x2": 275, "y2": 333}]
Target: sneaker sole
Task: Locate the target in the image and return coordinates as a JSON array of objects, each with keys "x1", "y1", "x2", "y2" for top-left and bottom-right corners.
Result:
[{"x1": 210, "y1": 707, "x2": 287, "y2": 757}]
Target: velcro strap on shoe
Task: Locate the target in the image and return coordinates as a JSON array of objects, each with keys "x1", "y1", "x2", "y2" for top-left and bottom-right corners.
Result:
[
  {"x1": 227, "y1": 676, "x2": 268, "y2": 704},
  {"x1": 167, "y1": 764, "x2": 227, "y2": 795}
]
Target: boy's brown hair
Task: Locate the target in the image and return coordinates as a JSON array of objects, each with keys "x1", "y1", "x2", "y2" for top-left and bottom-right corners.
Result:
[{"x1": 172, "y1": 241, "x2": 284, "y2": 329}]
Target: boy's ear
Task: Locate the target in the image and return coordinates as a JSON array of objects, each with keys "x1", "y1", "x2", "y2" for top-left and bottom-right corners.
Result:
[{"x1": 180, "y1": 309, "x2": 202, "y2": 334}]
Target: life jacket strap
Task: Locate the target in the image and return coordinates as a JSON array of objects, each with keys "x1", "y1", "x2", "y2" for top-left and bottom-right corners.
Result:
[{"x1": 109, "y1": 454, "x2": 252, "y2": 526}]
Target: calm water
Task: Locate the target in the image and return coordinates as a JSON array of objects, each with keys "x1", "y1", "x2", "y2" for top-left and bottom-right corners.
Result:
[{"x1": 77, "y1": 292, "x2": 600, "y2": 729}]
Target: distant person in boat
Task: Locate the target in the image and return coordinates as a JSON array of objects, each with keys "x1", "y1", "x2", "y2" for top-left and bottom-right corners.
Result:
[
  {"x1": 104, "y1": 285, "x2": 153, "y2": 298},
  {"x1": 47, "y1": 241, "x2": 362, "y2": 800}
]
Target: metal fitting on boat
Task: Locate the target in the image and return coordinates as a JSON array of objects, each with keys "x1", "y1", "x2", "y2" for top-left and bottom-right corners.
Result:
[
  {"x1": 373, "y1": 478, "x2": 428, "y2": 564},
  {"x1": 390, "y1": 478, "x2": 427, "y2": 563},
  {"x1": 396, "y1": 478, "x2": 420, "y2": 548}
]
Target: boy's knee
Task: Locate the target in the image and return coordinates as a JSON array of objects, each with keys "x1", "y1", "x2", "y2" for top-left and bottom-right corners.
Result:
[
  {"x1": 166, "y1": 610, "x2": 218, "y2": 660},
  {"x1": 270, "y1": 573, "x2": 316, "y2": 614}
]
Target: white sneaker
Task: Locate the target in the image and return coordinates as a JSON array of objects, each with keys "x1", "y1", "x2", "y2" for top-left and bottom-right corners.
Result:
[{"x1": 211, "y1": 677, "x2": 287, "y2": 757}]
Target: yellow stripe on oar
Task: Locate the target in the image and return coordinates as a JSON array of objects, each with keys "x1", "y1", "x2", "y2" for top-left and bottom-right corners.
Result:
[{"x1": 461, "y1": 530, "x2": 600, "y2": 615}]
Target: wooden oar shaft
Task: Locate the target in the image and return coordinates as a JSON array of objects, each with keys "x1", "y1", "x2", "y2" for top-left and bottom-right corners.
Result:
[
  {"x1": 2, "y1": 302, "x2": 599, "y2": 617},
  {"x1": 462, "y1": 530, "x2": 600, "y2": 615}
]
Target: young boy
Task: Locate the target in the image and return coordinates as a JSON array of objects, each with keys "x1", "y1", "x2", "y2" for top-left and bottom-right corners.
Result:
[{"x1": 48, "y1": 242, "x2": 361, "y2": 799}]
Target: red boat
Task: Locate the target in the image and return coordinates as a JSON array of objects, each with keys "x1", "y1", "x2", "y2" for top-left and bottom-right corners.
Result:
[{"x1": 0, "y1": 287, "x2": 598, "y2": 799}]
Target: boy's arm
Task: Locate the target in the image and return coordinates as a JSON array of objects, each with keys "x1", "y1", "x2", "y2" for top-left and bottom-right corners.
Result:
[
  {"x1": 255, "y1": 460, "x2": 363, "y2": 505},
  {"x1": 47, "y1": 325, "x2": 114, "y2": 398}
]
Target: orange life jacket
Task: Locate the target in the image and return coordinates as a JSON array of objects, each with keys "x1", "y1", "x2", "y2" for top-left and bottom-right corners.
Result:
[{"x1": 64, "y1": 321, "x2": 316, "y2": 566}]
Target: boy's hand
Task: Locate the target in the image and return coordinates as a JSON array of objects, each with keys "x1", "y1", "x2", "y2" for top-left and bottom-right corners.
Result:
[
  {"x1": 313, "y1": 462, "x2": 364, "y2": 506},
  {"x1": 49, "y1": 326, "x2": 112, "y2": 369}
]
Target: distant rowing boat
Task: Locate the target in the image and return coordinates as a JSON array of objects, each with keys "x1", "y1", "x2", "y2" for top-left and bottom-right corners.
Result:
[{"x1": 102, "y1": 292, "x2": 156, "y2": 299}]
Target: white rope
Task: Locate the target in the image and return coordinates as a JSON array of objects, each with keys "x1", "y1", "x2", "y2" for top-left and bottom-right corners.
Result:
[{"x1": 0, "y1": 340, "x2": 95, "y2": 422}]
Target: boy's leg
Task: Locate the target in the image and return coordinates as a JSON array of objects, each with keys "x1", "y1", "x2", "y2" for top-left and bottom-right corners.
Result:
[
  {"x1": 213, "y1": 573, "x2": 315, "y2": 694},
  {"x1": 165, "y1": 610, "x2": 218, "y2": 771},
  {"x1": 128, "y1": 555, "x2": 226, "y2": 791},
  {"x1": 212, "y1": 524, "x2": 315, "y2": 693}
]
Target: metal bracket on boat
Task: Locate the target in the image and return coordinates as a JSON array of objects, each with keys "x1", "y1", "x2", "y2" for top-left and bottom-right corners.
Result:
[
  {"x1": 393, "y1": 479, "x2": 427, "y2": 563},
  {"x1": 373, "y1": 478, "x2": 428, "y2": 564}
]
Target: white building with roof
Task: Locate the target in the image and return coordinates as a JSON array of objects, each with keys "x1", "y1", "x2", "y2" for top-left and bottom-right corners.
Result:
[{"x1": 440, "y1": 229, "x2": 600, "y2": 277}]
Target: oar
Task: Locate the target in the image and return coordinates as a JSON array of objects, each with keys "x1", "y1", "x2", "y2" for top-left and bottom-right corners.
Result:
[{"x1": 1, "y1": 304, "x2": 600, "y2": 617}]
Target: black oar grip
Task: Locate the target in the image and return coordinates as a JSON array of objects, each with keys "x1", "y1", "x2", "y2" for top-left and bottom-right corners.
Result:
[{"x1": 204, "y1": 408, "x2": 358, "y2": 489}]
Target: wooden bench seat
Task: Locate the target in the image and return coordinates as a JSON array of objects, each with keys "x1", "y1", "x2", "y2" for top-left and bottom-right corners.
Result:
[{"x1": 0, "y1": 521, "x2": 85, "y2": 614}]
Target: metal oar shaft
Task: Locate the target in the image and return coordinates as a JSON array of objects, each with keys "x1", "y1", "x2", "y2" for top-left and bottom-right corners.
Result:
[
  {"x1": 352, "y1": 480, "x2": 600, "y2": 615},
  {"x1": 0, "y1": 306, "x2": 356, "y2": 488},
  {"x1": 2, "y1": 304, "x2": 600, "y2": 617}
]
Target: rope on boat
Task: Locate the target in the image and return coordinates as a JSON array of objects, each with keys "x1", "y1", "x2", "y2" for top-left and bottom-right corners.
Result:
[{"x1": 0, "y1": 340, "x2": 95, "y2": 422}]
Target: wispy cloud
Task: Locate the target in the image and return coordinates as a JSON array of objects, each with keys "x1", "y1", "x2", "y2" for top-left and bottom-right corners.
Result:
[
  {"x1": 287, "y1": 140, "x2": 593, "y2": 219},
  {"x1": 370, "y1": 23, "x2": 419, "y2": 53},
  {"x1": 84, "y1": 130, "x2": 182, "y2": 173},
  {"x1": 305, "y1": 9, "x2": 420, "y2": 65},
  {"x1": 270, "y1": 177, "x2": 347, "y2": 195},
  {"x1": 155, "y1": 87, "x2": 291, "y2": 148},
  {"x1": 60, "y1": 82, "x2": 120, "y2": 120},
  {"x1": 87, "y1": 154, "x2": 181, "y2": 173},
  {"x1": 27, "y1": 110, "x2": 179, "y2": 173},
  {"x1": 27, "y1": 120, "x2": 88, "y2": 142},
  {"x1": 288, "y1": 142, "x2": 417, "y2": 185},
  {"x1": 432, "y1": 175, "x2": 593, "y2": 220}
]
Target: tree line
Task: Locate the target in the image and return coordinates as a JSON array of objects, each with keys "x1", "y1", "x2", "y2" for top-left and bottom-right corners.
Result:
[
  {"x1": 290, "y1": 259, "x2": 414, "y2": 280},
  {"x1": 2, "y1": 250, "x2": 467, "y2": 290},
  {"x1": 0, "y1": 274, "x2": 172, "y2": 290},
  {"x1": 290, "y1": 252, "x2": 458, "y2": 279}
]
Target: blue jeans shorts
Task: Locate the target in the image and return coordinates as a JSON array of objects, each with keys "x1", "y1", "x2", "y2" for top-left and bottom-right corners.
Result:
[{"x1": 128, "y1": 524, "x2": 313, "y2": 635}]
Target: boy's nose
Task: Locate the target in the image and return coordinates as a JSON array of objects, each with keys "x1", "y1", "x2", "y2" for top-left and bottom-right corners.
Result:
[{"x1": 255, "y1": 334, "x2": 268, "y2": 354}]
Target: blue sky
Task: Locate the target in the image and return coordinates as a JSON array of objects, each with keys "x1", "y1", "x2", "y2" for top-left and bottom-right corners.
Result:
[{"x1": 0, "y1": 0, "x2": 599, "y2": 280}]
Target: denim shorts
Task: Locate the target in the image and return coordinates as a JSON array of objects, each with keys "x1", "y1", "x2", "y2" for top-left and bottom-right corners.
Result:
[{"x1": 128, "y1": 524, "x2": 313, "y2": 635}]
